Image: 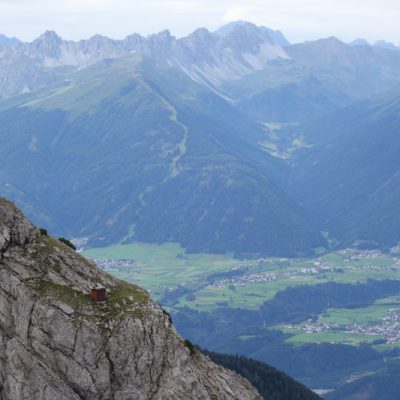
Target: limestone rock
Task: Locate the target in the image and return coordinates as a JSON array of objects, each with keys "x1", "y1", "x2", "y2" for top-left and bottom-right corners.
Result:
[{"x1": 0, "y1": 197, "x2": 261, "y2": 400}]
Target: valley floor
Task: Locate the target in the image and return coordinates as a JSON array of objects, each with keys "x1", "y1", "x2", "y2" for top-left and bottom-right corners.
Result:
[{"x1": 82, "y1": 243, "x2": 400, "y2": 395}]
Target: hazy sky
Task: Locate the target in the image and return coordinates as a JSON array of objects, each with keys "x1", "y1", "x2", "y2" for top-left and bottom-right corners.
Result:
[{"x1": 0, "y1": 0, "x2": 399, "y2": 44}]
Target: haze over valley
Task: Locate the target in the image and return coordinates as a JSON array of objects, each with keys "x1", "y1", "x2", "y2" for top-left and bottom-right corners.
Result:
[{"x1": 2, "y1": 17, "x2": 400, "y2": 399}]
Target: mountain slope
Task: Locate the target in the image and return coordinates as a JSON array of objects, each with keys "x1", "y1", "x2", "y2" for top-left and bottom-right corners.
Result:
[
  {"x1": 326, "y1": 360, "x2": 400, "y2": 400},
  {"x1": 0, "y1": 197, "x2": 261, "y2": 399},
  {"x1": 0, "y1": 54, "x2": 325, "y2": 256},
  {"x1": 203, "y1": 350, "x2": 321, "y2": 400},
  {"x1": 288, "y1": 89, "x2": 400, "y2": 247},
  {"x1": 227, "y1": 37, "x2": 400, "y2": 123},
  {"x1": 237, "y1": 74, "x2": 344, "y2": 123}
]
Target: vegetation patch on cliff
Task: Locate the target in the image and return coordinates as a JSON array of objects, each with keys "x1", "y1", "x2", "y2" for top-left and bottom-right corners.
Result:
[{"x1": 34, "y1": 280, "x2": 90, "y2": 311}]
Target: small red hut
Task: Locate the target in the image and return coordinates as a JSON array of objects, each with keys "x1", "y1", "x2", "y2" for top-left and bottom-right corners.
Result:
[{"x1": 91, "y1": 286, "x2": 107, "y2": 302}]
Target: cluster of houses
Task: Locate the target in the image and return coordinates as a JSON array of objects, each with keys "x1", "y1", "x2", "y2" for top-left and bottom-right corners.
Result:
[
  {"x1": 210, "y1": 255, "x2": 400, "y2": 289},
  {"x1": 282, "y1": 308, "x2": 400, "y2": 343},
  {"x1": 90, "y1": 258, "x2": 136, "y2": 273}
]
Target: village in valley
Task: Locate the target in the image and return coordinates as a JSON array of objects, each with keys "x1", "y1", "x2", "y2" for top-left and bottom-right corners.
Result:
[
  {"x1": 91, "y1": 258, "x2": 136, "y2": 274},
  {"x1": 281, "y1": 306, "x2": 400, "y2": 344},
  {"x1": 84, "y1": 244, "x2": 400, "y2": 347},
  {"x1": 209, "y1": 248, "x2": 400, "y2": 289}
]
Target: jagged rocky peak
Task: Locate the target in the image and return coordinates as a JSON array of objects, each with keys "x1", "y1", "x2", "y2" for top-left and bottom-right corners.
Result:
[
  {"x1": 87, "y1": 34, "x2": 115, "y2": 46},
  {"x1": 78, "y1": 34, "x2": 121, "y2": 55},
  {"x1": 216, "y1": 20, "x2": 291, "y2": 47},
  {"x1": 179, "y1": 28, "x2": 218, "y2": 58},
  {"x1": 0, "y1": 198, "x2": 261, "y2": 400},
  {"x1": 145, "y1": 29, "x2": 176, "y2": 57},
  {"x1": 34, "y1": 30, "x2": 63, "y2": 47},
  {"x1": 216, "y1": 20, "x2": 259, "y2": 36},
  {"x1": 28, "y1": 30, "x2": 63, "y2": 58},
  {"x1": 148, "y1": 29, "x2": 174, "y2": 43},
  {"x1": 184, "y1": 27, "x2": 216, "y2": 45},
  {"x1": 222, "y1": 21, "x2": 272, "y2": 45},
  {"x1": 216, "y1": 21, "x2": 287, "y2": 59}
]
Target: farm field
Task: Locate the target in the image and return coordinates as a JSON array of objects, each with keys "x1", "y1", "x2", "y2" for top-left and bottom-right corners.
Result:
[
  {"x1": 274, "y1": 295, "x2": 400, "y2": 347},
  {"x1": 82, "y1": 243, "x2": 400, "y2": 348},
  {"x1": 82, "y1": 242, "x2": 259, "y2": 298}
]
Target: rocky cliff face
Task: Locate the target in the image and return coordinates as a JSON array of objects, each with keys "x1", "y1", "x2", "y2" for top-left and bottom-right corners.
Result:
[{"x1": 0, "y1": 198, "x2": 261, "y2": 400}]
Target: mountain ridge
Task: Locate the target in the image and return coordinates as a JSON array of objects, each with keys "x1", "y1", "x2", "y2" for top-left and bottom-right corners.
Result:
[
  {"x1": 0, "y1": 22, "x2": 289, "y2": 101},
  {"x1": 2, "y1": 23, "x2": 400, "y2": 120}
]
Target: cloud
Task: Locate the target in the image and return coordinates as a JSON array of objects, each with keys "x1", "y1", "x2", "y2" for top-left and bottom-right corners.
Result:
[{"x1": 222, "y1": 6, "x2": 257, "y2": 23}]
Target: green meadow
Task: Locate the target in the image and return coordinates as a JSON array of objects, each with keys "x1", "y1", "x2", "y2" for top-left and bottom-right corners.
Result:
[
  {"x1": 82, "y1": 242, "x2": 258, "y2": 297},
  {"x1": 282, "y1": 329, "x2": 385, "y2": 346},
  {"x1": 83, "y1": 242, "x2": 400, "y2": 347}
]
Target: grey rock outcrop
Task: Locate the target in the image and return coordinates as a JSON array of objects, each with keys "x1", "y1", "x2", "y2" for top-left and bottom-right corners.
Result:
[{"x1": 0, "y1": 198, "x2": 261, "y2": 400}]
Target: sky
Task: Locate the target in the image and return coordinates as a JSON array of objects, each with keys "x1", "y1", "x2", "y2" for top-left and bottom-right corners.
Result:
[{"x1": 0, "y1": 0, "x2": 399, "y2": 44}]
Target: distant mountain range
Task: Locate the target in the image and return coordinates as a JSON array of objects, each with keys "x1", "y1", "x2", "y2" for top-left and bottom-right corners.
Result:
[
  {"x1": 1, "y1": 21, "x2": 400, "y2": 255},
  {"x1": 2, "y1": 22, "x2": 400, "y2": 107},
  {"x1": 0, "y1": 34, "x2": 20, "y2": 47},
  {"x1": 349, "y1": 38, "x2": 400, "y2": 51},
  {"x1": 0, "y1": 23, "x2": 289, "y2": 101}
]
